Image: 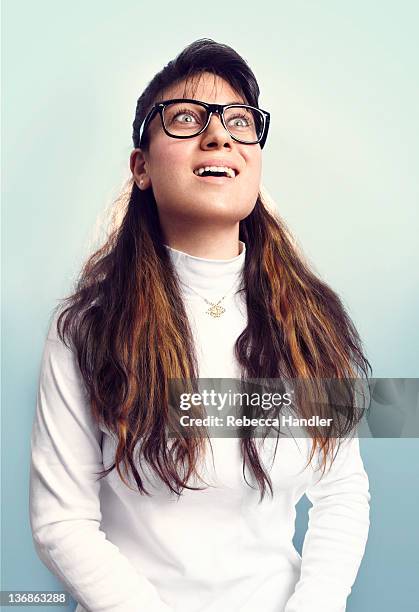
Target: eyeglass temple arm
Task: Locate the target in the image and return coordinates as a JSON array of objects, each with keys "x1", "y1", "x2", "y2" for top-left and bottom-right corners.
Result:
[
  {"x1": 138, "y1": 105, "x2": 162, "y2": 147},
  {"x1": 260, "y1": 111, "x2": 270, "y2": 149}
]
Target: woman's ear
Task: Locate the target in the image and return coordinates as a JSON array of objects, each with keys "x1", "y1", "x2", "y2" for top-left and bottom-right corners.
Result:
[{"x1": 130, "y1": 148, "x2": 151, "y2": 190}]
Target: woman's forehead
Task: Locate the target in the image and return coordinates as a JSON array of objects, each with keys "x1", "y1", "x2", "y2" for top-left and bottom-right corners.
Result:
[{"x1": 159, "y1": 72, "x2": 245, "y2": 104}]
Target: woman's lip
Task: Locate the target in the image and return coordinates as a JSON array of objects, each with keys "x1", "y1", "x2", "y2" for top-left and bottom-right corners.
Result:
[{"x1": 192, "y1": 174, "x2": 235, "y2": 184}]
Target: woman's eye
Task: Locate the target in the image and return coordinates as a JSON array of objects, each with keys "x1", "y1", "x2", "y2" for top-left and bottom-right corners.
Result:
[
  {"x1": 229, "y1": 115, "x2": 251, "y2": 127},
  {"x1": 174, "y1": 112, "x2": 197, "y2": 123}
]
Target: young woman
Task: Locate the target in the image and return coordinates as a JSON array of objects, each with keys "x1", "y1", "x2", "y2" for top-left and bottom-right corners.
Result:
[{"x1": 30, "y1": 38, "x2": 372, "y2": 612}]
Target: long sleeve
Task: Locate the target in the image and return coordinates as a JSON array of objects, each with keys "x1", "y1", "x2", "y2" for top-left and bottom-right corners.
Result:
[
  {"x1": 29, "y1": 314, "x2": 174, "y2": 612},
  {"x1": 284, "y1": 433, "x2": 371, "y2": 612}
]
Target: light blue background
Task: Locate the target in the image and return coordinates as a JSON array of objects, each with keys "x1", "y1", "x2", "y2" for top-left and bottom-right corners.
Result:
[{"x1": 2, "y1": 1, "x2": 418, "y2": 610}]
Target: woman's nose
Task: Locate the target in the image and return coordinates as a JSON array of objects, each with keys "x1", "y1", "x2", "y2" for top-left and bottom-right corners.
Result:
[{"x1": 200, "y1": 113, "x2": 233, "y2": 147}]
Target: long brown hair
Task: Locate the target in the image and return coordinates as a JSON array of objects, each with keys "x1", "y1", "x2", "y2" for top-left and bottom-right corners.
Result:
[{"x1": 55, "y1": 38, "x2": 371, "y2": 501}]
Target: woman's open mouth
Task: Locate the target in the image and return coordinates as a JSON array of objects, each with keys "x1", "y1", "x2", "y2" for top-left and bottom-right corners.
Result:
[{"x1": 193, "y1": 165, "x2": 238, "y2": 184}]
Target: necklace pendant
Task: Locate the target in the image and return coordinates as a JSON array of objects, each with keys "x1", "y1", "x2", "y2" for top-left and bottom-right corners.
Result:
[{"x1": 206, "y1": 303, "x2": 226, "y2": 318}]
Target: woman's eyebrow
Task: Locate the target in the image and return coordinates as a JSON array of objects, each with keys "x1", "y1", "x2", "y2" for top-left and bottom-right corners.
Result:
[
  {"x1": 202, "y1": 99, "x2": 246, "y2": 105},
  {"x1": 181, "y1": 98, "x2": 246, "y2": 105}
]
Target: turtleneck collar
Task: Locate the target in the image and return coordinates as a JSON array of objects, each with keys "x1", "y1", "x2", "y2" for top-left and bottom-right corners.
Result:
[{"x1": 164, "y1": 240, "x2": 246, "y2": 299}]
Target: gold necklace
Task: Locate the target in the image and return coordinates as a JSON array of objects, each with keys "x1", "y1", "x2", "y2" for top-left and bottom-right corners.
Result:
[{"x1": 179, "y1": 280, "x2": 241, "y2": 318}]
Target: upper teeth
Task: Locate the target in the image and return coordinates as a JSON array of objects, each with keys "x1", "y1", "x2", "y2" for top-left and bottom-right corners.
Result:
[{"x1": 194, "y1": 166, "x2": 236, "y2": 178}]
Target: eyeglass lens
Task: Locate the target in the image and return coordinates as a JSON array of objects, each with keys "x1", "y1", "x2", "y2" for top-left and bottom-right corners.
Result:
[{"x1": 162, "y1": 102, "x2": 264, "y2": 143}]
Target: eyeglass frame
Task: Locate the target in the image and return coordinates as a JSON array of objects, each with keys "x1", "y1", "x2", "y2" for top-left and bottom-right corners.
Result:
[{"x1": 137, "y1": 98, "x2": 271, "y2": 150}]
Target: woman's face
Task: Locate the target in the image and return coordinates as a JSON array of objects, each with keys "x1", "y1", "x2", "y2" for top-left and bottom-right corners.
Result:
[{"x1": 131, "y1": 72, "x2": 262, "y2": 232}]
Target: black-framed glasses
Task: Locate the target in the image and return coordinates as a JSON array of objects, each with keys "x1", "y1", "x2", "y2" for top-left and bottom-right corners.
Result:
[{"x1": 138, "y1": 98, "x2": 270, "y2": 149}]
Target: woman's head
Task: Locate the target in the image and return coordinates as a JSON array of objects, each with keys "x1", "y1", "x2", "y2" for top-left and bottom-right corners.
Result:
[{"x1": 130, "y1": 39, "x2": 268, "y2": 247}]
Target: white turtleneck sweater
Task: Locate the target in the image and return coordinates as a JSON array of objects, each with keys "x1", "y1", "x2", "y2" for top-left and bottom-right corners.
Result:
[{"x1": 29, "y1": 240, "x2": 370, "y2": 612}]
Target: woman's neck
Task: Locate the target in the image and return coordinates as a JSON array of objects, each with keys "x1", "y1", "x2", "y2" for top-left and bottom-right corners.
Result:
[
  {"x1": 161, "y1": 225, "x2": 242, "y2": 260},
  {"x1": 164, "y1": 240, "x2": 246, "y2": 298}
]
